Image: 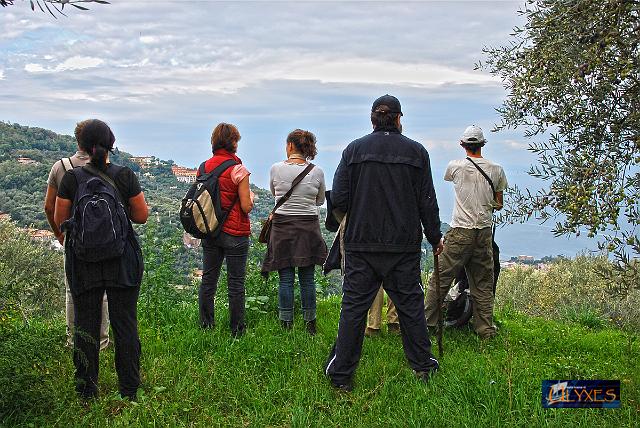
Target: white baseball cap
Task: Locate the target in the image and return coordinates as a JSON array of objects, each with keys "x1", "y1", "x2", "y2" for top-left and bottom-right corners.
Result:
[{"x1": 461, "y1": 125, "x2": 486, "y2": 144}]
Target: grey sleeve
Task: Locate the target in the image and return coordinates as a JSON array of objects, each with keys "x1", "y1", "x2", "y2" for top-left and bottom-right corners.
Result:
[
  {"x1": 496, "y1": 167, "x2": 508, "y2": 192},
  {"x1": 269, "y1": 164, "x2": 276, "y2": 196},
  {"x1": 47, "y1": 161, "x2": 61, "y2": 189}
]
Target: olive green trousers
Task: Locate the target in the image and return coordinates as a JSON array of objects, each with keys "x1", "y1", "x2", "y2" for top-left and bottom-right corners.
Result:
[{"x1": 425, "y1": 227, "x2": 496, "y2": 338}]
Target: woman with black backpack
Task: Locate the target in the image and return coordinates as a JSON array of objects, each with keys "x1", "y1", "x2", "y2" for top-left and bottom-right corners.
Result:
[{"x1": 55, "y1": 119, "x2": 148, "y2": 401}]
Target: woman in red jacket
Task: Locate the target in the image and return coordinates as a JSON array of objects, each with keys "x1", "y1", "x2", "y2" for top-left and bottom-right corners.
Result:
[{"x1": 198, "y1": 123, "x2": 254, "y2": 337}]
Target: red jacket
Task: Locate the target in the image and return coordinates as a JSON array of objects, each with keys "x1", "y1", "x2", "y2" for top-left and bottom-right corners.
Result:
[{"x1": 201, "y1": 149, "x2": 250, "y2": 236}]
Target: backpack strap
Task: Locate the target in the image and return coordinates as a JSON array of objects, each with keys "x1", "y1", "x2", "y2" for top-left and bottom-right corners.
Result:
[
  {"x1": 198, "y1": 159, "x2": 241, "y2": 220},
  {"x1": 61, "y1": 157, "x2": 74, "y2": 172},
  {"x1": 466, "y1": 157, "x2": 496, "y2": 198},
  {"x1": 197, "y1": 161, "x2": 207, "y2": 177},
  {"x1": 83, "y1": 164, "x2": 126, "y2": 206},
  {"x1": 198, "y1": 159, "x2": 238, "y2": 181},
  {"x1": 271, "y1": 163, "x2": 315, "y2": 215}
]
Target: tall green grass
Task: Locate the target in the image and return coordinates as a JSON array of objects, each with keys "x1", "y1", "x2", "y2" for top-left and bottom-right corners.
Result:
[
  {"x1": 1, "y1": 296, "x2": 638, "y2": 427},
  {"x1": 1, "y1": 227, "x2": 638, "y2": 427}
]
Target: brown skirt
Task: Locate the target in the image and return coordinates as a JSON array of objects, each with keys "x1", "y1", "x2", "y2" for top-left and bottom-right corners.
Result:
[{"x1": 261, "y1": 214, "x2": 328, "y2": 274}]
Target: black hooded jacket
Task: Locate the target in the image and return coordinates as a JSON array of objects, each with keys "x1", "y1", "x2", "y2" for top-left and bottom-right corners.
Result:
[{"x1": 330, "y1": 127, "x2": 442, "y2": 253}]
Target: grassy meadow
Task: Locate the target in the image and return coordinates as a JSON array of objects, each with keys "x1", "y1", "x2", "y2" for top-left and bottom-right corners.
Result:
[
  {"x1": 1, "y1": 220, "x2": 639, "y2": 427},
  {"x1": 1, "y1": 293, "x2": 639, "y2": 427}
]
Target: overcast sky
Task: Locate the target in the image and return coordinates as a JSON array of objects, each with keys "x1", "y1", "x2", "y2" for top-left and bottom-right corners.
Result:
[{"x1": 0, "y1": 1, "x2": 599, "y2": 256}]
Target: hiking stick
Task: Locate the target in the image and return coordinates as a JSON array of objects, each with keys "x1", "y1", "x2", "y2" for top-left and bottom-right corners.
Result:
[{"x1": 434, "y1": 253, "x2": 443, "y2": 357}]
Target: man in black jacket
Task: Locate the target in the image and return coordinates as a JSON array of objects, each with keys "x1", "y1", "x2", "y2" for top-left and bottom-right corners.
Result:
[{"x1": 324, "y1": 95, "x2": 444, "y2": 391}]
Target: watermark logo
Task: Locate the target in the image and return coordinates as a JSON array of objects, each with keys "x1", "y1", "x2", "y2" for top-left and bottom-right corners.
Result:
[{"x1": 542, "y1": 380, "x2": 620, "y2": 408}]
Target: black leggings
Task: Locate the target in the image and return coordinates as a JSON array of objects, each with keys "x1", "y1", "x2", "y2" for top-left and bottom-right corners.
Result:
[{"x1": 73, "y1": 286, "x2": 140, "y2": 399}]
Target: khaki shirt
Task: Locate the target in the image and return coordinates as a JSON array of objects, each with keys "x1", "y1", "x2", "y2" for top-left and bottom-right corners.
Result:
[
  {"x1": 445, "y1": 157, "x2": 508, "y2": 229},
  {"x1": 47, "y1": 151, "x2": 90, "y2": 189}
]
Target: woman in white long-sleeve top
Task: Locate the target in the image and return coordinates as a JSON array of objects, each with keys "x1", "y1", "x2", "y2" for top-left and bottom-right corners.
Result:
[{"x1": 261, "y1": 129, "x2": 327, "y2": 335}]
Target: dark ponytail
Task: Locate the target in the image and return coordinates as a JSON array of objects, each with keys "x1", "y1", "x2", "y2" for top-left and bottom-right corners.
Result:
[
  {"x1": 80, "y1": 119, "x2": 115, "y2": 171},
  {"x1": 287, "y1": 129, "x2": 318, "y2": 160},
  {"x1": 92, "y1": 145, "x2": 109, "y2": 171}
]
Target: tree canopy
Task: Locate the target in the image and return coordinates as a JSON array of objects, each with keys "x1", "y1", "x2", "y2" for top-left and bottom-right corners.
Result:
[
  {"x1": 482, "y1": 0, "x2": 640, "y2": 295},
  {"x1": 0, "y1": 0, "x2": 109, "y2": 17}
]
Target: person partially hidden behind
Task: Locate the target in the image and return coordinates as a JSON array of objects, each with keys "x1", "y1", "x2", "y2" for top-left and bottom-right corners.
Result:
[
  {"x1": 425, "y1": 125, "x2": 508, "y2": 339},
  {"x1": 45, "y1": 119, "x2": 110, "y2": 351},
  {"x1": 324, "y1": 95, "x2": 444, "y2": 391},
  {"x1": 55, "y1": 119, "x2": 148, "y2": 400},
  {"x1": 365, "y1": 286, "x2": 399, "y2": 337}
]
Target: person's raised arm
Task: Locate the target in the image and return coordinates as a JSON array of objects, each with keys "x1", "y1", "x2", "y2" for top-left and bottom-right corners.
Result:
[
  {"x1": 238, "y1": 175, "x2": 253, "y2": 214},
  {"x1": 128, "y1": 192, "x2": 149, "y2": 224}
]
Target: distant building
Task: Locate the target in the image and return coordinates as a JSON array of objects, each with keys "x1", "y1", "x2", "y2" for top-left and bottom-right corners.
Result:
[
  {"x1": 17, "y1": 156, "x2": 37, "y2": 165},
  {"x1": 24, "y1": 228, "x2": 55, "y2": 242},
  {"x1": 500, "y1": 261, "x2": 518, "y2": 269},
  {"x1": 172, "y1": 165, "x2": 197, "y2": 183},
  {"x1": 130, "y1": 156, "x2": 156, "y2": 169},
  {"x1": 516, "y1": 255, "x2": 535, "y2": 262}
]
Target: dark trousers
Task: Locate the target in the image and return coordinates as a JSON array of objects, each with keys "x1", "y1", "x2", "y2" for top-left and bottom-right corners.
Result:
[
  {"x1": 325, "y1": 251, "x2": 438, "y2": 385},
  {"x1": 73, "y1": 286, "x2": 140, "y2": 399},
  {"x1": 200, "y1": 232, "x2": 249, "y2": 335}
]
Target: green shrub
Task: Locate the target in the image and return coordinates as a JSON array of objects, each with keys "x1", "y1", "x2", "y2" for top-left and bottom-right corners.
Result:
[
  {"x1": 0, "y1": 220, "x2": 64, "y2": 322},
  {"x1": 497, "y1": 255, "x2": 640, "y2": 331}
]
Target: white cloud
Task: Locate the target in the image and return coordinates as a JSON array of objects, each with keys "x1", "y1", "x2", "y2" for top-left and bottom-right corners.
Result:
[
  {"x1": 281, "y1": 58, "x2": 497, "y2": 87},
  {"x1": 420, "y1": 139, "x2": 453, "y2": 151},
  {"x1": 501, "y1": 139, "x2": 528, "y2": 149},
  {"x1": 24, "y1": 56, "x2": 104, "y2": 73},
  {"x1": 0, "y1": 70, "x2": 4, "y2": 80},
  {"x1": 24, "y1": 63, "x2": 46, "y2": 73},
  {"x1": 56, "y1": 56, "x2": 104, "y2": 71},
  {"x1": 139, "y1": 35, "x2": 157, "y2": 44}
]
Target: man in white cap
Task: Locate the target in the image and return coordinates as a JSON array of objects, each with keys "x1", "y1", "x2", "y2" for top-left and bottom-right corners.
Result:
[{"x1": 425, "y1": 125, "x2": 508, "y2": 339}]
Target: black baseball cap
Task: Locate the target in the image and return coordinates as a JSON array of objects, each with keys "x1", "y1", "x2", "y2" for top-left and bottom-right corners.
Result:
[{"x1": 371, "y1": 94, "x2": 402, "y2": 115}]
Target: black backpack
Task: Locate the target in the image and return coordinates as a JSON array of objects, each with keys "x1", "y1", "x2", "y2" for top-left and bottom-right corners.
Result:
[
  {"x1": 62, "y1": 165, "x2": 130, "y2": 263},
  {"x1": 180, "y1": 159, "x2": 238, "y2": 239},
  {"x1": 444, "y1": 270, "x2": 473, "y2": 328}
]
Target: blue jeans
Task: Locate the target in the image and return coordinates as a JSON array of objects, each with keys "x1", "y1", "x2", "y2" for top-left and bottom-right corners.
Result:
[{"x1": 278, "y1": 265, "x2": 316, "y2": 322}]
